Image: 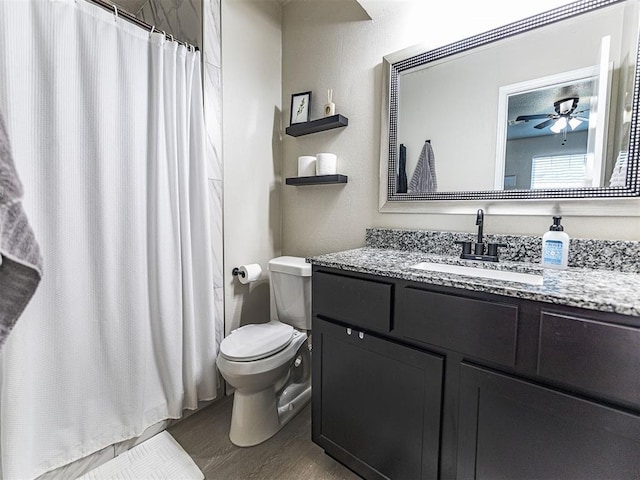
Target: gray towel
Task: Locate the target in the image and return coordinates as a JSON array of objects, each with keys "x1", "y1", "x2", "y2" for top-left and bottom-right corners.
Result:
[
  {"x1": 0, "y1": 111, "x2": 42, "y2": 349},
  {"x1": 408, "y1": 141, "x2": 437, "y2": 193}
]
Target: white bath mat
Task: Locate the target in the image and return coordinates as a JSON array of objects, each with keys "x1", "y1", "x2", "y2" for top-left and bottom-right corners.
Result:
[{"x1": 78, "y1": 431, "x2": 204, "y2": 480}]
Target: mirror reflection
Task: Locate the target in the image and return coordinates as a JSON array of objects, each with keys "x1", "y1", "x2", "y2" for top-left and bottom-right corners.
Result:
[
  {"x1": 499, "y1": 67, "x2": 603, "y2": 190},
  {"x1": 386, "y1": 0, "x2": 640, "y2": 201}
]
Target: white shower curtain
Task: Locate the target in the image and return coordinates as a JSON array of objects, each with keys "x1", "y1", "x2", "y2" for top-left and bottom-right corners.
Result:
[{"x1": 0, "y1": 1, "x2": 218, "y2": 478}]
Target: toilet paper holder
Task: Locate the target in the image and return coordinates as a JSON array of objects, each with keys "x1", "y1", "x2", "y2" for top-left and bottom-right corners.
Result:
[
  {"x1": 232, "y1": 263, "x2": 263, "y2": 284},
  {"x1": 231, "y1": 267, "x2": 245, "y2": 279}
]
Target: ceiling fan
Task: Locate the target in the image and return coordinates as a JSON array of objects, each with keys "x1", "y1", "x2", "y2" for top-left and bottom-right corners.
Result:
[{"x1": 515, "y1": 96, "x2": 588, "y2": 133}]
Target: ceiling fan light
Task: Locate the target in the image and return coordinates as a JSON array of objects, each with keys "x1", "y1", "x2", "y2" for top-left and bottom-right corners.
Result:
[
  {"x1": 554, "y1": 97, "x2": 579, "y2": 115},
  {"x1": 558, "y1": 100, "x2": 573, "y2": 114},
  {"x1": 550, "y1": 117, "x2": 567, "y2": 133},
  {"x1": 568, "y1": 117, "x2": 582, "y2": 130}
]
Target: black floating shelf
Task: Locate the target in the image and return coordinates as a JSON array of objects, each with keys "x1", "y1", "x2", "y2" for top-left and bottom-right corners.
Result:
[
  {"x1": 285, "y1": 114, "x2": 348, "y2": 137},
  {"x1": 286, "y1": 174, "x2": 348, "y2": 186}
]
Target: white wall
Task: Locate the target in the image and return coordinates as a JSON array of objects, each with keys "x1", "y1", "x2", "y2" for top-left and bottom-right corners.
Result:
[
  {"x1": 281, "y1": 0, "x2": 640, "y2": 258},
  {"x1": 222, "y1": 0, "x2": 282, "y2": 334}
]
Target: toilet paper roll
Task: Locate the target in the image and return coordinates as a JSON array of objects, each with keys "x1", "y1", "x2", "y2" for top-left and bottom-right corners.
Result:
[
  {"x1": 238, "y1": 264, "x2": 262, "y2": 284},
  {"x1": 316, "y1": 152, "x2": 337, "y2": 175},
  {"x1": 298, "y1": 156, "x2": 316, "y2": 177}
]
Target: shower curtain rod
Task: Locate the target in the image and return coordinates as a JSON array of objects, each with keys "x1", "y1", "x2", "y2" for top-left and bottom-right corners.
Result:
[{"x1": 85, "y1": 0, "x2": 199, "y2": 50}]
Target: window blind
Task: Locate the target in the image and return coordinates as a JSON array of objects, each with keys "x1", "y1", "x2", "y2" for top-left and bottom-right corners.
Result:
[{"x1": 531, "y1": 153, "x2": 589, "y2": 189}]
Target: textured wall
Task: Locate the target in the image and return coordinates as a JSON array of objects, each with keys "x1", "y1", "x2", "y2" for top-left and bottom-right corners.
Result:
[
  {"x1": 281, "y1": 0, "x2": 640, "y2": 260},
  {"x1": 221, "y1": 0, "x2": 282, "y2": 335}
]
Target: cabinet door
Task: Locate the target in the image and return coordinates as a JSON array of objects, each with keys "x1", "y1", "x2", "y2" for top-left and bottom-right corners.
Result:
[
  {"x1": 457, "y1": 363, "x2": 640, "y2": 480},
  {"x1": 312, "y1": 317, "x2": 444, "y2": 480},
  {"x1": 400, "y1": 287, "x2": 519, "y2": 367}
]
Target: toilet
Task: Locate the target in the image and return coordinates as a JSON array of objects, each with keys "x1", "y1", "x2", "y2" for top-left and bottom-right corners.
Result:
[{"x1": 216, "y1": 256, "x2": 312, "y2": 447}]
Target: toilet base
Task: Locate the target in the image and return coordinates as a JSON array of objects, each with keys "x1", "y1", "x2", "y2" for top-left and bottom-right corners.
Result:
[
  {"x1": 229, "y1": 387, "x2": 279, "y2": 447},
  {"x1": 220, "y1": 335, "x2": 312, "y2": 447},
  {"x1": 229, "y1": 380, "x2": 311, "y2": 447}
]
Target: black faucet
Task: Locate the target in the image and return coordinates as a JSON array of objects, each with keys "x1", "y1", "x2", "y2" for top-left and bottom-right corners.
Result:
[
  {"x1": 455, "y1": 209, "x2": 507, "y2": 262},
  {"x1": 475, "y1": 209, "x2": 484, "y2": 255}
]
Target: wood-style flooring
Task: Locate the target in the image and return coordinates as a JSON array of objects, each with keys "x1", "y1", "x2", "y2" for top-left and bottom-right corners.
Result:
[{"x1": 168, "y1": 395, "x2": 360, "y2": 480}]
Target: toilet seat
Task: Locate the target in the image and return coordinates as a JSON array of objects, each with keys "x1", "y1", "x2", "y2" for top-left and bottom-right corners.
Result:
[{"x1": 220, "y1": 322, "x2": 294, "y2": 361}]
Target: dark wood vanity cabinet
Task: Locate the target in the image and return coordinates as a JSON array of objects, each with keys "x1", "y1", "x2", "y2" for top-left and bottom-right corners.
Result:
[
  {"x1": 457, "y1": 363, "x2": 640, "y2": 480},
  {"x1": 312, "y1": 266, "x2": 640, "y2": 480},
  {"x1": 312, "y1": 270, "x2": 444, "y2": 479}
]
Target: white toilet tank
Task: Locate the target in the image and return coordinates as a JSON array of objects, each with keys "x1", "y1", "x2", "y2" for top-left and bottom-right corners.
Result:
[{"x1": 268, "y1": 256, "x2": 312, "y2": 330}]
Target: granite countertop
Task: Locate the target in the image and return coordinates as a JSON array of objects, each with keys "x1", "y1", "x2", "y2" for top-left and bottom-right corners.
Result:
[{"x1": 308, "y1": 247, "x2": 640, "y2": 317}]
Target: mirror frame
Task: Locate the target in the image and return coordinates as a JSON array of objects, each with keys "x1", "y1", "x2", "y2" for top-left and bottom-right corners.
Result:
[{"x1": 379, "y1": 0, "x2": 640, "y2": 216}]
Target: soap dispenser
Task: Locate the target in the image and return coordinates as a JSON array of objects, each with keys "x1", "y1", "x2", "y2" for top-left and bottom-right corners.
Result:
[{"x1": 541, "y1": 216, "x2": 570, "y2": 269}]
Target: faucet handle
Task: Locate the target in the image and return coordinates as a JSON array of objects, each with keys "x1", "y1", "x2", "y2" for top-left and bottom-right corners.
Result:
[
  {"x1": 454, "y1": 240, "x2": 472, "y2": 256},
  {"x1": 487, "y1": 242, "x2": 508, "y2": 258}
]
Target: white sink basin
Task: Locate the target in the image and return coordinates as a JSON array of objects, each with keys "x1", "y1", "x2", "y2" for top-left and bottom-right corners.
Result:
[{"x1": 409, "y1": 262, "x2": 543, "y2": 286}]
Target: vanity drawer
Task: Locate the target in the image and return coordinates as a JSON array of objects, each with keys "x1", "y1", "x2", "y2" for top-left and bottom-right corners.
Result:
[
  {"x1": 312, "y1": 271, "x2": 393, "y2": 333},
  {"x1": 537, "y1": 312, "x2": 640, "y2": 408},
  {"x1": 400, "y1": 287, "x2": 519, "y2": 367}
]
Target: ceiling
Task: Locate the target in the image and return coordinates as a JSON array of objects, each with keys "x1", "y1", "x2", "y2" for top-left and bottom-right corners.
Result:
[{"x1": 506, "y1": 79, "x2": 596, "y2": 140}]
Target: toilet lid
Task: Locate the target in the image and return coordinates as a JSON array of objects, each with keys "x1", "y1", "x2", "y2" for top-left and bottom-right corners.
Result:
[{"x1": 220, "y1": 322, "x2": 294, "y2": 361}]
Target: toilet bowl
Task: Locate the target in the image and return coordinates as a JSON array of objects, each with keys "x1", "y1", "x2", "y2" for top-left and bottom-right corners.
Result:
[{"x1": 216, "y1": 256, "x2": 312, "y2": 447}]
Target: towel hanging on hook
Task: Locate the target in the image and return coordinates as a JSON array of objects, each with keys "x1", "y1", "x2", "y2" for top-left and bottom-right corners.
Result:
[
  {"x1": 408, "y1": 140, "x2": 438, "y2": 193},
  {"x1": 397, "y1": 143, "x2": 408, "y2": 193}
]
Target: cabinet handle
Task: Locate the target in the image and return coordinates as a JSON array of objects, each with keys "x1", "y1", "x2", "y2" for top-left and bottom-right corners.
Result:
[
  {"x1": 359, "y1": 331, "x2": 364, "y2": 340},
  {"x1": 346, "y1": 328, "x2": 352, "y2": 336}
]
